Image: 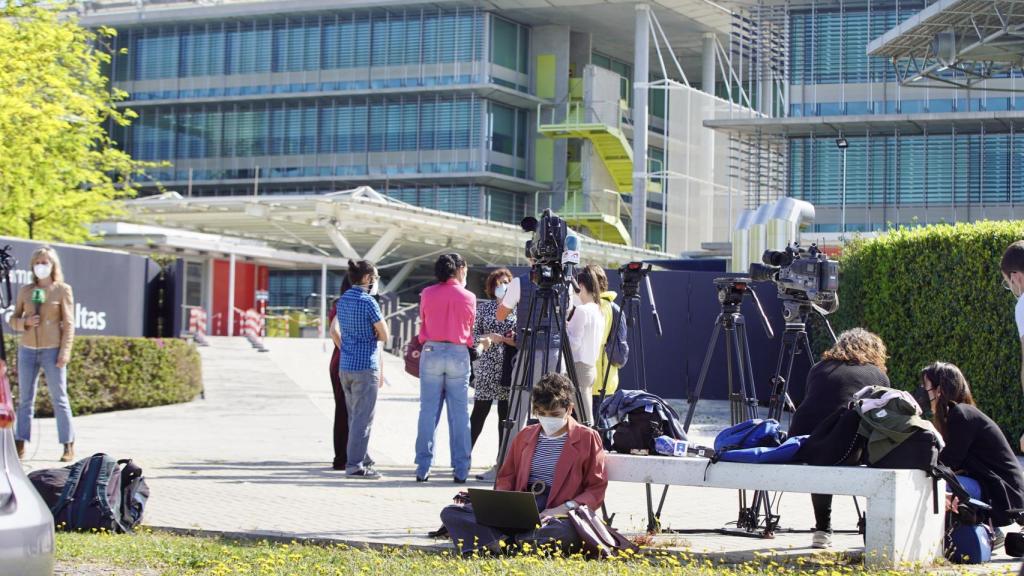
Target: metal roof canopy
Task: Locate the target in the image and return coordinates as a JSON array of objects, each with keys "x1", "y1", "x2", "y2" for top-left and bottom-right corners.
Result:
[
  {"x1": 704, "y1": 110, "x2": 1024, "y2": 137},
  {"x1": 101, "y1": 186, "x2": 670, "y2": 279},
  {"x1": 866, "y1": 0, "x2": 1024, "y2": 89}
]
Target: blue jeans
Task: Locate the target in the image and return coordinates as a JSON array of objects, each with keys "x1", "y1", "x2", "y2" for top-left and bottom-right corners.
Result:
[
  {"x1": 340, "y1": 369, "x2": 379, "y2": 474},
  {"x1": 16, "y1": 347, "x2": 74, "y2": 444},
  {"x1": 415, "y1": 342, "x2": 471, "y2": 480}
]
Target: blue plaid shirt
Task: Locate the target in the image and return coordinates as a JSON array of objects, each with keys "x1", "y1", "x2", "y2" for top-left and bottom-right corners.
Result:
[{"x1": 337, "y1": 287, "x2": 384, "y2": 372}]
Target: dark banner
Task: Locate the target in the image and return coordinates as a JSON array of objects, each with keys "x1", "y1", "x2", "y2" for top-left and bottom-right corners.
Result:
[{"x1": 0, "y1": 236, "x2": 153, "y2": 338}]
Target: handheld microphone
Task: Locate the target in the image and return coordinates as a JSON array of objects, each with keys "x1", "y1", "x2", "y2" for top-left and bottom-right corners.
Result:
[{"x1": 31, "y1": 288, "x2": 45, "y2": 317}]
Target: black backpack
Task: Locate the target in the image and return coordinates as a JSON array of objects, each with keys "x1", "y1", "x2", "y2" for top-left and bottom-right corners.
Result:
[
  {"x1": 609, "y1": 409, "x2": 664, "y2": 454},
  {"x1": 31, "y1": 453, "x2": 149, "y2": 533}
]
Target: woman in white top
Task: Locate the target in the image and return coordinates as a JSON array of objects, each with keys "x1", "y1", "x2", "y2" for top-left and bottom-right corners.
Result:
[{"x1": 566, "y1": 266, "x2": 606, "y2": 424}]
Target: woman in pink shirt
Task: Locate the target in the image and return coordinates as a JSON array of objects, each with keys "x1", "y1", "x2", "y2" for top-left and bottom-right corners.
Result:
[{"x1": 414, "y1": 253, "x2": 477, "y2": 483}]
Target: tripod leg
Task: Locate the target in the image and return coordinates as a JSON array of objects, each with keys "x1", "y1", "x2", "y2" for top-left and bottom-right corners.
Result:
[
  {"x1": 496, "y1": 290, "x2": 545, "y2": 468},
  {"x1": 733, "y1": 318, "x2": 760, "y2": 421},
  {"x1": 684, "y1": 320, "x2": 722, "y2": 432}
]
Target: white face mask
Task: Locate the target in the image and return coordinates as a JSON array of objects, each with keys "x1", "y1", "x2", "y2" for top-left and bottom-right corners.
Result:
[
  {"x1": 368, "y1": 282, "x2": 379, "y2": 296},
  {"x1": 536, "y1": 415, "x2": 567, "y2": 436},
  {"x1": 494, "y1": 283, "x2": 508, "y2": 300},
  {"x1": 33, "y1": 263, "x2": 52, "y2": 280},
  {"x1": 571, "y1": 290, "x2": 583, "y2": 308}
]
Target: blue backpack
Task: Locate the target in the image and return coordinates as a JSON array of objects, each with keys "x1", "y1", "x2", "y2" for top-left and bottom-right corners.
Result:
[
  {"x1": 604, "y1": 301, "x2": 629, "y2": 368},
  {"x1": 715, "y1": 435, "x2": 807, "y2": 464},
  {"x1": 713, "y1": 419, "x2": 785, "y2": 453}
]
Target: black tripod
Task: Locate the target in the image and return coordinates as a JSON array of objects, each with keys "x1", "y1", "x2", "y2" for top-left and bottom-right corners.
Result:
[
  {"x1": 495, "y1": 275, "x2": 590, "y2": 471},
  {"x1": 0, "y1": 246, "x2": 14, "y2": 365},
  {"x1": 683, "y1": 277, "x2": 780, "y2": 536},
  {"x1": 594, "y1": 263, "x2": 664, "y2": 531}
]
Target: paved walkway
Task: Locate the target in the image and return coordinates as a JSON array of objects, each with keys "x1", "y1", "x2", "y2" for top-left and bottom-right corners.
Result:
[{"x1": 18, "y1": 337, "x2": 1023, "y2": 570}]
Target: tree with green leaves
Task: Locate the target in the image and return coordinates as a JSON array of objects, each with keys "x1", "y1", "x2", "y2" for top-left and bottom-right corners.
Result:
[{"x1": 0, "y1": 1, "x2": 147, "y2": 242}]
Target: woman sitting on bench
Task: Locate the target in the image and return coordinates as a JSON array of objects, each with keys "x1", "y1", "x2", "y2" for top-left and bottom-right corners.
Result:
[
  {"x1": 923, "y1": 361, "x2": 1024, "y2": 533},
  {"x1": 789, "y1": 328, "x2": 890, "y2": 549},
  {"x1": 440, "y1": 373, "x2": 608, "y2": 555}
]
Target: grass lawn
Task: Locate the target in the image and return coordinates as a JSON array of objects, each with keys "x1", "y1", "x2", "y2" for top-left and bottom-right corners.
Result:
[{"x1": 55, "y1": 529, "x2": 1000, "y2": 576}]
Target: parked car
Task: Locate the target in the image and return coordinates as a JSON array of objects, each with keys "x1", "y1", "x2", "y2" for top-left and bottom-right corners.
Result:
[{"x1": 0, "y1": 358, "x2": 54, "y2": 576}]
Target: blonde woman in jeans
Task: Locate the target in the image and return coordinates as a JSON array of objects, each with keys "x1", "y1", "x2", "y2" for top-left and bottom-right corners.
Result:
[
  {"x1": 11, "y1": 246, "x2": 76, "y2": 461},
  {"x1": 566, "y1": 266, "x2": 606, "y2": 425}
]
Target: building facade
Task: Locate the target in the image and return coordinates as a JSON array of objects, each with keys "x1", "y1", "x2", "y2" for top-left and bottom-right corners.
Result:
[
  {"x1": 711, "y1": 0, "x2": 1024, "y2": 234},
  {"x1": 81, "y1": 0, "x2": 769, "y2": 258}
]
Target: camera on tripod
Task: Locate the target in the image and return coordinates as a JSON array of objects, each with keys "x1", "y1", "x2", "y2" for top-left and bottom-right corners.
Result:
[
  {"x1": 748, "y1": 243, "x2": 838, "y2": 314},
  {"x1": 521, "y1": 209, "x2": 579, "y2": 287}
]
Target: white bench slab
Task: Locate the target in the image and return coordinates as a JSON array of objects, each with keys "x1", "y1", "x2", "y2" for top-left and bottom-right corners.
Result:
[{"x1": 605, "y1": 454, "x2": 945, "y2": 568}]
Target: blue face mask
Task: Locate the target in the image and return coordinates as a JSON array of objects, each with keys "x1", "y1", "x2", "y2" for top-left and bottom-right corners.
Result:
[{"x1": 494, "y1": 283, "x2": 508, "y2": 300}]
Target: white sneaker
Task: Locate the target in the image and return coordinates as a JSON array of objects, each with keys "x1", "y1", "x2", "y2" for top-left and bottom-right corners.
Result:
[
  {"x1": 475, "y1": 465, "x2": 497, "y2": 481},
  {"x1": 812, "y1": 530, "x2": 832, "y2": 549}
]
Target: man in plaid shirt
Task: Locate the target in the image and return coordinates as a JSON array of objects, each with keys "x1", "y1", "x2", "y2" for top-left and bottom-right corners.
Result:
[{"x1": 337, "y1": 259, "x2": 390, "y2": 479}]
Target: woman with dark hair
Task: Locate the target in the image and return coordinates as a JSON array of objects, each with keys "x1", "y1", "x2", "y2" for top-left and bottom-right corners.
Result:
[
  {"x1": 335, "y1": 259, "x2": 389, "y2": 479},
  {"x1": 922, "y1": 361, "x2": 1024, "y2": 531},
  {"x1": 565, "y1": 266, "x2": 606, "y2": 424},
  {"x1": 470, "y1": 268, "x2": 516, "y2": 481},
  {"x1": 328, "y1": 276, "x2": 376, "y2": 471},
  {"x1": 440, "y1": 373, "x2": 607, "y2": 556},
  {"x1": 789, "y1": 328, "x2": 890, "y2": 549},
  {"x1": 415, "y1": 253, "x2": 477, "y2": 483}
]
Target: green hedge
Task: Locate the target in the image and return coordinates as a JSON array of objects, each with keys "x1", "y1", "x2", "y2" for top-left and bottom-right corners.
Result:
[
  {"x1": 830, "y1": 220, "x2": 1024, "y2": 436},
  {"x1": 4, "y1": 336, "x2": 202, "y2": 416}
]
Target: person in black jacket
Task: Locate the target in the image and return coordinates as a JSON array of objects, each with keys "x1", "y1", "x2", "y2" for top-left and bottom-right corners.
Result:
[
  {"x1": 923, "y1": 361, "x2": 1024, "y2": 532},
  {"x1": 789, "y1": 328, "x2": 890, "y2": 549}
]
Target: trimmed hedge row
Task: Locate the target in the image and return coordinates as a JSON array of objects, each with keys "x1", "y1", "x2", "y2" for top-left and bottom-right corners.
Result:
[
  {"x1": 4, "y1": 336, "x2": 202, "y2": 416},
  {"x1": 829, "y1": 220, "x2": 1024, "y2": 436}
]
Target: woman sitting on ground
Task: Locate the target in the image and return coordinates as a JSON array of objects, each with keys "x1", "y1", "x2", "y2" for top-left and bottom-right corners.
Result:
[
  {"x1": 922, "y1": 361, "x2": 1024, "y2": 532},
  {"x1": 788, "y1": 328, "x2": 890, "y2": 550},
  {"x1": 440, "y1": 373, "x2": 607, "y2": 556}
]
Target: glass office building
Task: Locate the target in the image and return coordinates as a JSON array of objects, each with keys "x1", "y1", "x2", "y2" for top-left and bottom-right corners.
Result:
[
  {"x1": 782, "y1": 0, "x2": 1024, "y2": 232},
  {"x1": 98, "y1": 7, "x2": 535, "y2": 225}
]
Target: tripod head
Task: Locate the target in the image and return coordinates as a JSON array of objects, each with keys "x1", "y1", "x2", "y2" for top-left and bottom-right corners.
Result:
[
  {"x1": 713, "y1": 278, "x2": 774, "y2": 339},
  {"x1": 779, "y1": 296, "x2": 838, "y2": 343},
  {"x1": 619, "y1": 262, "x2": 662, "y2": 337}
]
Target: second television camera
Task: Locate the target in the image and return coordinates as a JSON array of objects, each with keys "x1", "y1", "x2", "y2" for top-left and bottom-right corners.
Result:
[
  {"x1": 521, "y1": 209, "x2": 579, "y2": 286},
  {"x1": 749, "y1": 243, "x2": 839, "y2": 313}
]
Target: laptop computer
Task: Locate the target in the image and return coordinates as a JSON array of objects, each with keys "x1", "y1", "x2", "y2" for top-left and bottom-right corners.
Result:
[{"x1": 467, "y1": 489, "x2": 541, "y2": 531}]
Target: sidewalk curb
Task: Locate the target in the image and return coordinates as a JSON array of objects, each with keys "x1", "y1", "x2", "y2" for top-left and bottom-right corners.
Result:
[{"x1": 144, "y1": 524, "x2": 865, "y2": 566}]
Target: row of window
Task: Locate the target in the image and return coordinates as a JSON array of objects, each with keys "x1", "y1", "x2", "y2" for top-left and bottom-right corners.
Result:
[
  {"x1": 118, "y1": 96, "x2": 497, "y2": 161},
  {"x1": 790, "y1": 3, "x2": 924, "y2": 86},
  {"x1": 789, "y1": 132, "x2": 1024, "y2": 208},
  {"x1": 111, "y1": 10, "x2": 489, "y2": 81},
  {"x1": 126, "y1": 74, "x2": 482, "y2": 101},
  {"x1": 180, "y1": 183, "x2": 529, "y2": 222},
  {"x1": 791, "y1": 96, "x2": 1024, "y2": 116}
]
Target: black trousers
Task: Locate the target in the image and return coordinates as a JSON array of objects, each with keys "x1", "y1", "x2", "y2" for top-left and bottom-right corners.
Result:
[
  {"x1": 470, "y1": 399, "x2": 509, "y2": 449},
  {"x1": 441, "y1": 503, "x2": 581, "y2": 555},
  {"x1": 811, "y1": 493, "x2": 832, "y2": 532},
  {"x1": 330, "y1": 348, "x2": 349, "y2": 469}
]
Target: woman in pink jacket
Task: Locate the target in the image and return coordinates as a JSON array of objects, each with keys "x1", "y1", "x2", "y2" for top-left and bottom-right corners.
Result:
[{"x1": 440, "y1": 372, "x2": 607, "y2": 555}]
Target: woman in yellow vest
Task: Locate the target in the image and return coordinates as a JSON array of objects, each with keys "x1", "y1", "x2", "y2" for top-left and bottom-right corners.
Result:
[{"x1": 586, "y1": 264, "x2": 619, "y2": 420}]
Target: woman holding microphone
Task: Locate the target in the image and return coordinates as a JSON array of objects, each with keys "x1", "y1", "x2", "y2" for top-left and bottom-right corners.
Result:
[{"x1": 10, "y1": 246, "x2": 76, "y2": 462}]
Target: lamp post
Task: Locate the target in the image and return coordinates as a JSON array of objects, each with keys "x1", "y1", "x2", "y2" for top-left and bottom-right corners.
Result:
[{"x1": 835, "y1": 136, "x2": 849, "y2": 236}]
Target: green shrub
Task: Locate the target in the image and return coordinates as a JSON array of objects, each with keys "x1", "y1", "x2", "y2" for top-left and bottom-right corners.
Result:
[
  {"x1": 830, "y1": 220, "x2": 1024, "y2": 436},
  {"x1": 4, "y1": 336, "x2": 202, "y2": 416}
]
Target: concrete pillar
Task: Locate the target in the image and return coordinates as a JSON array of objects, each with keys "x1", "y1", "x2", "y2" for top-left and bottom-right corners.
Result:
[
  {"x1": 319, "y1": 263, "x2": 328, "y2": 339},
  {"x1": 702, "y1": 33, "x2": 717, "y2": 95},
  {"x1": 205, "y1": 258, "x2": 215, "y2": 333},
  {"x1": 227, "y1": 252, "x2": 236, "y2": 337},
  {"x1": 631, "y1": 4, "x2": 650, "y2": 248}
]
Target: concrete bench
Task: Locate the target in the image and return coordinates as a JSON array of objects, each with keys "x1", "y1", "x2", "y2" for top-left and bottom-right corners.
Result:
[{"x1": 605, "y1": 454, "x2": 945, "y2": 568}]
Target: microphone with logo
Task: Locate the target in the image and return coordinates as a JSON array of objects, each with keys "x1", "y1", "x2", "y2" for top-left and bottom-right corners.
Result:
[{"x1": 31, "y1": 288, "x2": 45, "y2": 329}]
